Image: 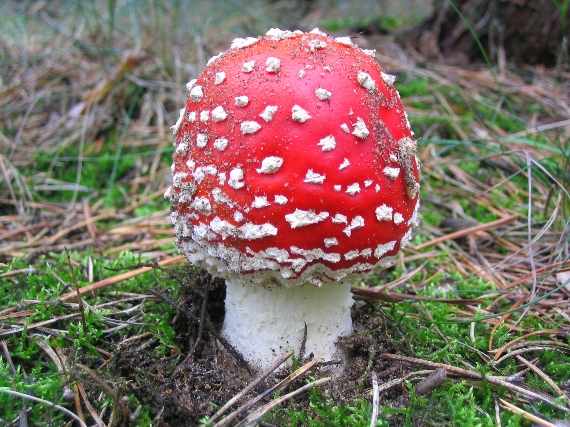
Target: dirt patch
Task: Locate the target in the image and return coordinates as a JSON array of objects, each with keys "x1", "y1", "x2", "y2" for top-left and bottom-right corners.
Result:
[{"x1": 110, "y1": 269, "x2": 413, "y2": 426}]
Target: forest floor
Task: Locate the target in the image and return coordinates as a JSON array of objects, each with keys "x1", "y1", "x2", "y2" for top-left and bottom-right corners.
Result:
[{"x1": 1, "y1": 1, "x2": 569, "y2": 426}]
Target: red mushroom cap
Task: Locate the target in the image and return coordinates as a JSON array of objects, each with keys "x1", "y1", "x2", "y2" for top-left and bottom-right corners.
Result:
[{"x1": 168, "y1": 28, "x2": 420, "y2": 287}]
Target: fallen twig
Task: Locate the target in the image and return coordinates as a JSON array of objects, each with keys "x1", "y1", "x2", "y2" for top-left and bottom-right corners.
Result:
[
  {"x1": 370, "y1": 372, "x2": 380, "y2": 427},
  {"x1": 213, "y1": 357, "x2": 322, "y2": 427},
  {"x1": 383, "y1": 353, "x2": 570, "y2": 413},
  {"x1": 59, "y1": 255, "x2": 185, "y2": 302},
  {"x1": 234, "y1": 377, "x2": 331, "y2": 427},
  {"x1": 493, "y1": 329, "x2": 569, "y2": 360},
  {"x1": 414, "y1": 214, "x2": 519, "y2": 251},
  {"x1": 499, "y1": 398, "x2": 559, "y2": 427},
  {"x1": 351, "y1": 286, "x2": 483, "y2": 305},
  {"x1": 0, "y1": 388, "x2": 87, "y2": 427},
  {"x1": 206, "y1": 351, "x2": 294, "y2": 426}
]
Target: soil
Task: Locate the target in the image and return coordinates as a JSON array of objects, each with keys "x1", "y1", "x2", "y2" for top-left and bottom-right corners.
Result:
[{"x1": 110, "y1": 268, "x2": 414, "y2": 426}]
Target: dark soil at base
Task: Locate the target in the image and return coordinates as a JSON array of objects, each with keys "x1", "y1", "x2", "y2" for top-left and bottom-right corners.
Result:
[{"x1": 110, "y1": 269, "x2": 413, "y2": 426}]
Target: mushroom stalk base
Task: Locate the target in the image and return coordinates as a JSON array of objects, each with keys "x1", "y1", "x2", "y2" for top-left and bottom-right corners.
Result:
[{"x1": 221, "y1": 280, "x2": 354, "y2": 372}]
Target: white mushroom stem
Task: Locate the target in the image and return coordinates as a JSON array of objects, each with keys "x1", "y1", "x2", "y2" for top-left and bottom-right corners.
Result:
[{"x1": 221, "y1": 280, "x2": 354, "y2": 372}]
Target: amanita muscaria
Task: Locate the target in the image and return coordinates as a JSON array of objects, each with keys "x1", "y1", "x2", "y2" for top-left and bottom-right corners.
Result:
[{"x1": 167, "y1": 28, "x2": 420, "y2": 371}]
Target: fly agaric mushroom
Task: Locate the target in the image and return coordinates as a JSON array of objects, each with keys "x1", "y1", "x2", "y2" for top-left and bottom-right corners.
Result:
[{"x1": 167, "y1": 28, "x2": 420, "y2": 371}]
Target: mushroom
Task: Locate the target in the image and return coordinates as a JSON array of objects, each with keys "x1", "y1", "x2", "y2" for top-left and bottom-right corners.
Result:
[{"x1": 167, "y1": 28, "x2": 420, "y2": 372}]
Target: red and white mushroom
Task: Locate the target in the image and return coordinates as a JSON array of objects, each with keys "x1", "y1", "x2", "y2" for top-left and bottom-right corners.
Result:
[{"x1": 167, "y1": 28, "x2": 420, "y2": 371}]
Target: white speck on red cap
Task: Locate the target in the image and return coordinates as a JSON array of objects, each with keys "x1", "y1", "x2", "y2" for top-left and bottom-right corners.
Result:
[
  {"x1": 383, "y1": 167, "x2": 400, "y2": 179},
  {"x1": 211, "y1": 217, "x2": 278, "y2": 240},
  {"x1": 190, "y1": 197, "x2": 212, "y2": 216},
  {"x1": 339, "y1": 159, "x2": 350, "y2": 170},
  {"x1": 346, "y1": 183, "x2": 360, "y2": 195},
  {"x1": 193, "y1": 165, "x2": 217, "y2": 183},
  {"x1": 285, "y1": 209, "x2": 329, "y2": 228},
  {"x1": 394, "y1": 212, "x2": 404, "y2": 225},
  {"x1": 209, "y1": 217, "x2": 234, "y2": 239},
  {"x1": 363, "y1": 49, "x2": 376, "y2": 58},
  {"x1": 241, "y1": 121, "x2": 262, "y2": 134},
  {"x1": 357, "y1": 71, "x2": 376, "y2": 93},
  {"x1": 334, "y1": 185, "x2": 341, "y2": 191},
  {"x1": 343, "y1": 216, "x2": 364, "y2": 236},
  {"x1": 266, "y1": 57, "x2": 281, "y2": 72},
  {"x1": 197, "y1": 134, "x2": 208, "y2": 148},
  {"x1": 375, "y1": 204, "x2": 393, "y2": 221},
  {"x1": 228, "y1": 167, "x2": 245, "y2": 189},
  {"x1": 292, "y1": 105, "x2": 311, "y2": 122},
  {"x1": 172, "y1": 172, "x2": 187, "y2": 187},
  {"x1": 375, "y1": 240, "x2": 396, "y2": 258},
  {"x1": 352, "y1": 117, "x2": 369, "y2": 139},
  {"x1": 187, "y1": 111, "x2": 196, "y2": 122},
  {"x1": 252, "y1": 196, "x2": 270, "y2": 208},
  {"x1": 175, "y1": 142, "x2": 188, "y2": 156},
  {"x1": 259, "y1": 106, "x2": 278, "y2": 122},
  {"x1": 240, "y1": 222, "x2": 278, "y2": 240},
  {"x1": 381, "y1": 72, "x2": 396, "y2": 86},
  {"x1": 234, "y1": 211, "x2": 244, "y2": 222},
  {"x1": 212, "y1": 106, "x2": 227, "y2": 122},
  {"x1": 218, "y1": 172, "x2": 226, "y2": 185},
  {"x1": 163, "y1": 186, "x2": 172, "y2": 201},
  {"x1": 235, "y1": 96, "x2": 249, "y2": 107},
  {"x1": 304, "y1": 170, "x2": 325, "y2": 184},
  {"x1": 215, "y1": 72, "x2": 226, "y2": 85},
  {"x1": 266, "y1": 28, "x2": 303, "y2": 40},
  {"x1": 401, "y1": 229, "x2": 413, "y2": 248},
  {"x1": 260, "y1": 247, "x2": 289, "y2": 262},
  {"x1": 324, "y1": 237, "x2": 338, "y2": 247},
  {"x1": 335, "y1": 36, "x2": 353, "y2": 46},
  {"x1": 341, "y1": 123, "x2": 350, "y2": 133},
  {"x1": 200, "y1": 110, "x2": 209, "y2": 123},
  {"x1": 274, "y1": 195, "x2": 288, "y2": 205},
  {"x1": 323, "y1": 253, "x2": 341, "y2": 263},
  {"x1": 318, "y1": 135, "x2": 336, "y2": 151},
  {"x1": 309, "y1": 28, "x2": 327, "y2": 36},
  {"x1": 364, "y1": 180, "x2": 373, "y2": 187},
  {"x1": 231, "y1": 37, "x2": 259, "y2": 49},
  {"x1": 213, "y1": 138, "x2": 228, "y2": 151},
  {"x1": 207, "y1": 52, "x2": 223, "y2": 66},
  {"x1": 404, "y1": 111, "x2": 412, "y2": 130},
  {"x1": 308, "y1": 39, "x2": 327, "y2": 51},
  {"x1": 212, "y1": 188, "x2": 234, "y2": 206},
  {"x1": 361, "y1": 248, "x2": 372, "y2": 258},
  {"x1": 315, "y1": 88, "x2": 332, "y2": 100},
  {"x1": 409, "y1": 201, "x2": 420, "y2": 227},
  {"x1": 332, "y1": 214, "x2": 348, "y2": 224},
  {"x1": 190, "y1": 85, "x2": 203, "y2": 102},
  {"x1": 171, "y1": 108, "x2": 186, "y2": 134},
  {"x1": 186, "y1": 79, "x2": 197, "y2": 91},
  {"x1": 256, "y1": 156, "x2": 284, "y2": 174},
  {"x1": 242, "y1": 60, "x2": 255, "y2": 72},
  {"x1": 344, "y1": 250, "x2": 359, "y2": 260}
]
